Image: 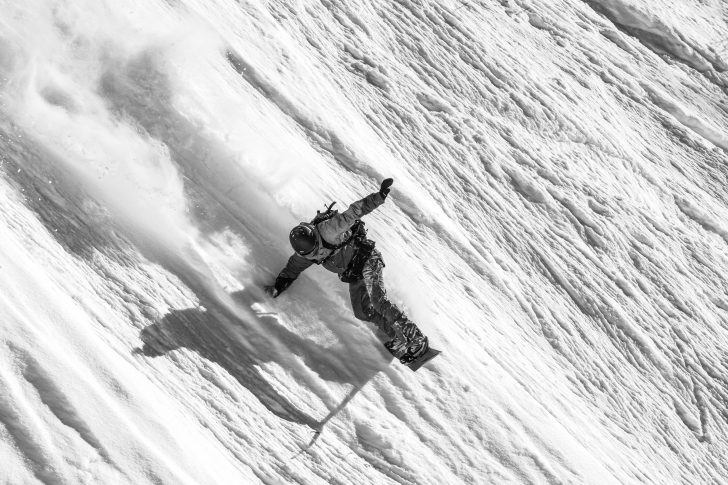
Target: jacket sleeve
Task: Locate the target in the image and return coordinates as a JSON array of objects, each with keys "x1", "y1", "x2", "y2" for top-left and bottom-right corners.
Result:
[
  {"x1": 319, "y1": 192, "x2": 385, "y2": 239},
  {"x1": 274, "y1": 253, "x2": 315, "y2": 295}
]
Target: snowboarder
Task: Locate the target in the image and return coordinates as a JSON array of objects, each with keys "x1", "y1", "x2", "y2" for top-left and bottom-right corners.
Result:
[{"x1": 264, "y1": 178, "x2": 440, "y2": 371}]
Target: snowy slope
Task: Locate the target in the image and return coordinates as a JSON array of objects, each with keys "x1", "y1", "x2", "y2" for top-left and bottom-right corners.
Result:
[{"x1": 2, "y1": 0, "x2": 728, "y2": 483}]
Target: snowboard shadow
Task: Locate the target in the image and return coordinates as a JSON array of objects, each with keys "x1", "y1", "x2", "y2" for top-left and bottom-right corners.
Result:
[{"x1": 136, "y1": 288, "x2": 392, "y2": 432}]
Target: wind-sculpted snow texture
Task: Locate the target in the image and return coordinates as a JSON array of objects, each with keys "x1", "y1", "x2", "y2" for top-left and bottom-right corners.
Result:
[{"x1": 1, "y1": 0, "x2": 728, "y2": 483}]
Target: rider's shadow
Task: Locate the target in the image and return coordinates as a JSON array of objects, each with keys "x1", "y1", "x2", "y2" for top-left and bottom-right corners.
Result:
[{"x1": 136, "y1": 288, "x2": 392, "y2": 432}]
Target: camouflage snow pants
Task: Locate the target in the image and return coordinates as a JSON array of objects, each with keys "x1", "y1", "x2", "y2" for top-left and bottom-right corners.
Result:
[{"x1": 348, "y1": 250, "x2": 428, "y2": 364}]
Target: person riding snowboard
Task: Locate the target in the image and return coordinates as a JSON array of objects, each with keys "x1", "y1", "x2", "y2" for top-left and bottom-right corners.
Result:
[{"x1": 264, "y1": 178, "x2": 439, "y2": 371}]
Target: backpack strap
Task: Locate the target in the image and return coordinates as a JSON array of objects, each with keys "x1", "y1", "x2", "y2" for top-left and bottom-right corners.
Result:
[{"x1": 315, "y1": 220, "x2": 365, "y2": 265}]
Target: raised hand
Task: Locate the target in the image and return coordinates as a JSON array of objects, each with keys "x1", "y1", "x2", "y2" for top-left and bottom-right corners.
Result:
[{"x1": 379, "y1": 178, "x2": 394, "y2": 198}]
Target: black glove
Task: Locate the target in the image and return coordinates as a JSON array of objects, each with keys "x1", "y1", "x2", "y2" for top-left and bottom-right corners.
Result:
[
  {"x1": 263, "y1": 285, "x2": 279, "y2": 298},
  {"x1": 379, "y1": 178, "x2": 394, "y2": 198}
]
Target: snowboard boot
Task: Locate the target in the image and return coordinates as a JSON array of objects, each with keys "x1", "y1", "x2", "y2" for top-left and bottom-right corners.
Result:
[
  {"x1": 405, "y1": 347, "x2": 441, "y2": 372},
  {"x1": 399, "y1": 335, "x2": 428, "y2": 363}
]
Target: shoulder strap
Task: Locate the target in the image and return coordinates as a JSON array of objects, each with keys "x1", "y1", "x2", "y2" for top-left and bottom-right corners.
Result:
[{"x1": 316, "y1": 220, "x2": 366, "y2": 265}]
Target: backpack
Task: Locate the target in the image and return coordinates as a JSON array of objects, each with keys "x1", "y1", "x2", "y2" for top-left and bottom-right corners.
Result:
[
  {"x1": 310, "y1": 201, "x2": 369, "y2": 266},
  {"x1": 311, "y1": 201, "x2": 339, "y2": 225}
]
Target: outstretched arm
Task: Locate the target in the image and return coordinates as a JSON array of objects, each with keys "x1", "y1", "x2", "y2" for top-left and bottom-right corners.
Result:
[
  {"x1": 264, "y1": 253, "x2": 315, "y2": 298},
  {"x1": 318, "y1": 179, "x2": 394, "y2": 238},
  {"x1": 264, "y1": 179, "x2": 394, "y2": 298}
]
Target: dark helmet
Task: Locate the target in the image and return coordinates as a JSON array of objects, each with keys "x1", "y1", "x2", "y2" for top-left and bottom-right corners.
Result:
[{"x1": 289, "y1": 224, "x2": 316, "y2": 255}]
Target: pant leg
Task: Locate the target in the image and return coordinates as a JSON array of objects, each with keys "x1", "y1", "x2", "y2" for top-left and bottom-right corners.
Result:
[
  {"x1": 350, "y1": 250, "x2": 428, "y2": 362},
  {"x1": 349, "y1": 277, "x2": 397, "y2": 345}
]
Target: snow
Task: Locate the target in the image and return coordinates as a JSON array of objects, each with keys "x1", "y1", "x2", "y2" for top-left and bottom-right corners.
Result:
[{"x1": 2, "y1": 0, "x2": 728, "y2": 483}]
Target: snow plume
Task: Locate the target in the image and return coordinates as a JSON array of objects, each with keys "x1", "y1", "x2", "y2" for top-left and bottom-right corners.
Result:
[
  {"x1": 0, "y1": 0, "x2": 319, "y2": 362},
  {"x1": 0, "y1": 1, "x2": 198, "y2": 256},
  {"x1": 0, "y1": 0, "x2": 272, "y2": 307}
]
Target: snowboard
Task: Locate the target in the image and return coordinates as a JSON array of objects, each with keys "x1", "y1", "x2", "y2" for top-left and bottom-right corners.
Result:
[{"x1": 407, "y1": 348, "x2": 441, "y2": 372}]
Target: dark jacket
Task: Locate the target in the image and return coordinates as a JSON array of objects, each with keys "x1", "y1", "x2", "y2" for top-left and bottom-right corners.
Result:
[{"x1": 274, "y1": 192, "x2": 385, "y2": 293}]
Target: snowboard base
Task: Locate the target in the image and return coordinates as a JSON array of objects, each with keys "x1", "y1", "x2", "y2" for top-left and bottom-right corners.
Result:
[{"x1": 407, "y1": 348, "x2": 441, "y2": 372}]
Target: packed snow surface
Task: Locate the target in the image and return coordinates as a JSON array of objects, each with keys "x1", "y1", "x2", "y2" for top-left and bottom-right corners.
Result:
[{"x1": 1, "y1": 0, "x2": 728, "y2": 483}]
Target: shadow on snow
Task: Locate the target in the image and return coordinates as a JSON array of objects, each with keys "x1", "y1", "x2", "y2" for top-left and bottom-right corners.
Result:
[{"x1": 136, "y1": 286, "x2": 392, "y2": 433}]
